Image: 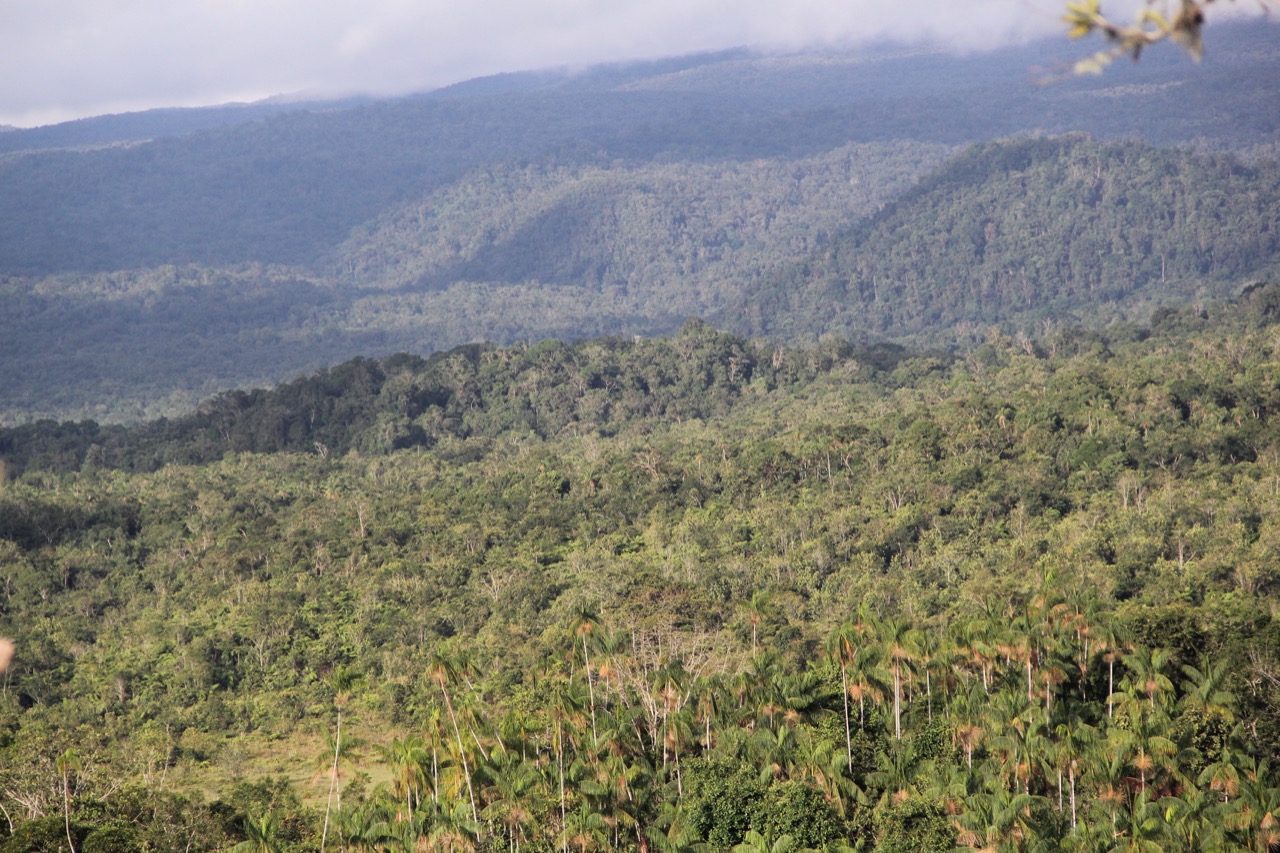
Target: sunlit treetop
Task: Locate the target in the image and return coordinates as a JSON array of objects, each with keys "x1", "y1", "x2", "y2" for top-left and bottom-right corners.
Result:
[{"x1": 1064, "y1": 0, "x2": 1275, "y2": 72}]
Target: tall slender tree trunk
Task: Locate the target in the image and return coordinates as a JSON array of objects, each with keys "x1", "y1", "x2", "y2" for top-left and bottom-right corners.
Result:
[
  {"x1": 841, "y1": 664, "x2": 853, "y2": 772},
  {"x1": 1108, "y1": 659, "x2": 1115, "y2": 719},
  {"x1": 56, "y1": 751, "x2": 80, "y2": 853},
  {"x1": 443, "y1": 688, "x2": 479, "y2": 823},
  {"x1": 1069, "y1": 769, "x2": 1077, "y2": 830},
  {"x1": 557, "y1": 721, "x2": 567, "y2": 853},
  {"x1": 320, "y1": 707, "x2": 341, "y2": 852},
  {"x1": 582, "y1": 635, "x2": 598, "y2": 749},
  {"x1": 893, "y1": 664, "x2": 902, "y2": 741},
  {"x1": 62, "y1": 766, "x2": 76, "y2": 853}
]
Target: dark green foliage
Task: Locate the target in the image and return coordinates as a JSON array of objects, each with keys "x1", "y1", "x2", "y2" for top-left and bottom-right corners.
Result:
[
  {"x1": 221, "y1": 779, "x2": 314, "y2": 849},
  {"x1": 0, "y1": 817, "x2": 84, "y2": 853},
  {"x1": 682, "y1": 759, "x2": 767, "y2": 848},
  {"x1": 760, "y1": 780, "x2": 845, "y2": 849},
  {"x1": 911, "y1": 718, "x2": 953, "y2": 764},
  {"x1": 81, "y1": 826, "x2": 140, "y2": 853},
  {"x1": 871, "y1": 797, "x2": 953, "y2": 853},
  {"x1": 2, "y1": 28, "x2": 1280, "y2": 849},
  {"x1": 1, "y1": 324, "x2": 832, "y2": 474}
]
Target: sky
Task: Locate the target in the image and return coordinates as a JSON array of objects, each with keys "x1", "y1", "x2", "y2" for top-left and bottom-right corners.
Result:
[{"x1": 0, "y1": 0, "x2": 1266, "y2": 128}]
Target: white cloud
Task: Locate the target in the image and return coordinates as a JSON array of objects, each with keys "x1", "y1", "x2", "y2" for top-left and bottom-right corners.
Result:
[{"x1": 0, "y1": 0, "x2": 1267, "y2": 127}]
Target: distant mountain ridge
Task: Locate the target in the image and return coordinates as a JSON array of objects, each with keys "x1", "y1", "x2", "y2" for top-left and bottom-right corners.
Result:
[
  {"x1": 0, "y1": 22, "x2": 1277, "y2": 423},
  {"x1": 2, "y1": 23, "x2": 1277, "y2": 276}
]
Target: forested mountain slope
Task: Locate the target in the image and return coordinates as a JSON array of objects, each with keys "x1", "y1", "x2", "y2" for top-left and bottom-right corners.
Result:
[
  {"x1": 328, "y1": 142, "x2": 950, "y2": 295},
  {"x1": 5, "y1": 134, "x2": 1278, "y2": 425},
  {"x1": 0, "y1": 23, "x2": 1277, "y2": 423},
  {"x1": 4, "y1": 294, "x2": 1280, "y2": 849},
  {"x1": 0, "y1": 141, "x2": 951, "y2": 424},
  {"x1": 731, "y1": 137, "x2": 1280, "y2": 339}
]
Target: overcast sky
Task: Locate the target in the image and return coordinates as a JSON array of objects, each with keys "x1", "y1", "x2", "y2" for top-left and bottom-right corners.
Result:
[{"x1": 0, "y1": 0, "x2": 1263, "y2": 128}]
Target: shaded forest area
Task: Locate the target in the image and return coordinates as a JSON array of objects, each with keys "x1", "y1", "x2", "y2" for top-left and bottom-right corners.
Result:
[{"x1": 3, "y1": 136, "x2": 1280, "y2": 426}]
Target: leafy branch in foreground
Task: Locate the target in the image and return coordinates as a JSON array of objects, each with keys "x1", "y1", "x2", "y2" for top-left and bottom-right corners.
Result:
[{"x1": 1063, "y1": 0, "x2": 1273, "y2": 72}]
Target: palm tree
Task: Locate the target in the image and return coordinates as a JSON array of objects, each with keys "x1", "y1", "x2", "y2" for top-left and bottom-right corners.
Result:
[
  {"x1": 652, "y1": 664, "x2": 694, "y2": 795},
  {"x1": 428, "y1": 647, "x2": 481, "y2": 824},
  {"x1": 560, "y1": 803, "x2": 608, "y2": 853},
  {"x1": 908, "y1": 623, "x2": 943, "y2": 722},
  {"x1": 1223, "y1": 757, "x2": 1280, "y2": 853},
  {"x1": 1094, "y1": 618, "x2": 1132, "y2": 719},
  {"x1": 791, "y1": 728, "x2": 859, "y2": 816},
  {"x1": 231, "y1": 813, "x2": 281, "y2": 853},
  {"x1": 426, "y1": 800, "x2": 482, "y2": 853},
  {"x1": 731, "y1": 830, "x2": 802, "y2": 853},
  {"x1": 919, "y1": 762, "x2": 979, "y2": 822},
  {"x1": 56, "y1": 749, "x2": 80, "y2": 853},
  {"x1": 867, "y1": 738, "x2": 916, "y2": 807},
  {"x1": 317, "y1": 724, "x2": 359, "y2": 851},
  {"x1": 381, "y1": 734, "x2": 430, "y2": 817},
  {"x1": 875, "y1": 616, "x2": 914, "y2": 741},
  {"x1": 693, "y1": 673, "x2": 729, "y2": 754},
  {"x1": 827, "y1": 622, "x2": 860, "y2": 772},
  {"x1": 1159, "y1": 788, "x2": 1220, "y2": 852},
  {"x1": 1052, "y1": 715, "x2": 1097, "y2": 831},
  {"x1": 550, "y1": 678, "x2": 589, "y2": 852},
  {"x1": 1111, "y1": 703, "x2": 1178, "y2": 798},
  {"x1": 990, "y1": 713, "x2": 1048, "y2": 797},
  {"x1": 1086, "y1": 734, "x2": 1131, "y2": 841},
  {"x1": 1111, "y1": 789, "x2": 1167, "y2": 853},
  {"x1": 744, "y1": 590, "x2": 776, "y2": 658},
  {"x1": 320, "y1": 666, "x2": 360, "y2": 853},
  {"x1": 749, "y1": 724, "x2": 798, "y2": 783},
  {"x1": 579, "y1": 747, "x2": 656, "y2": 853},
  {"x1": 1179, "y1": 656, "x2": 1236, "y2": 719},
  {"x1": 337, "y1": 802, "x2": 400, "y2": 853},
  {"x1": 1123, "y1": 647, "x2": 1176, "y2": 712},
  {"x1": 953, "y1": 783, "x2": 1045, "y2": 852},
  {"x1": 1199, "y1": 740, "x2": 1248, "y2": 803},
  {"x1": 571, "y1": 604, "x2": 603, "y2": 749},
  {"x1": 747, "y1": 655, "x2": 824, "y2": 732},
  {"x1": 951, "y1": 616, "x2": 998, "y2": 694},
  {"x1": 950, "y1": 685, "x2": 986, "y2": 770},
  {"x1": 421, "y1": 708, "x2": 449, "y2": 806},
  {"x1": 480, "y1": 750, "x2": 541, "y2": 853}
]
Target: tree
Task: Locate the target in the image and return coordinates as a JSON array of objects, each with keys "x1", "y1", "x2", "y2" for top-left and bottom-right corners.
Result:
[
  {"x1": 875, "y1": 617, "x2": 914, "y2": 742},
  {"x1": 230, "y1": 813, "x2": 281, "y2": 853},
  {"x1": 319, "y1": 667, "x2": 360, "y2": 853},
  {"x1": 381, "y1": 734, "x2": 430, "y2": 817},
  {"x1": 1063, "y1": 0, "x2": 1276, "y2": 72},
  {"x1": 828, "y1": 623, "x2": 860, "y2": 773},
  {"x1": 1052, "y1": 716, "x2": 1097, "y2": 831},
  {"x1": 428, "y1": 647, "x2": 481, "y2": 825},
  {"x1": 571, "y1": 605, "x2": 603, "y2": 750},
  {"x1": 55, "y1": 750, "x2": 80, "y2": 853}
]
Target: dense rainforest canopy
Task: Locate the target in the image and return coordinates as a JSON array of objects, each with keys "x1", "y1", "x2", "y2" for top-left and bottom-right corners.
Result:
[
  {"x1": 2, "y1": 21, "x2": 1280, "y2": 852},
  {"x1": 3, "y1": 290, "x2": 1280, "y2": 850}
]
